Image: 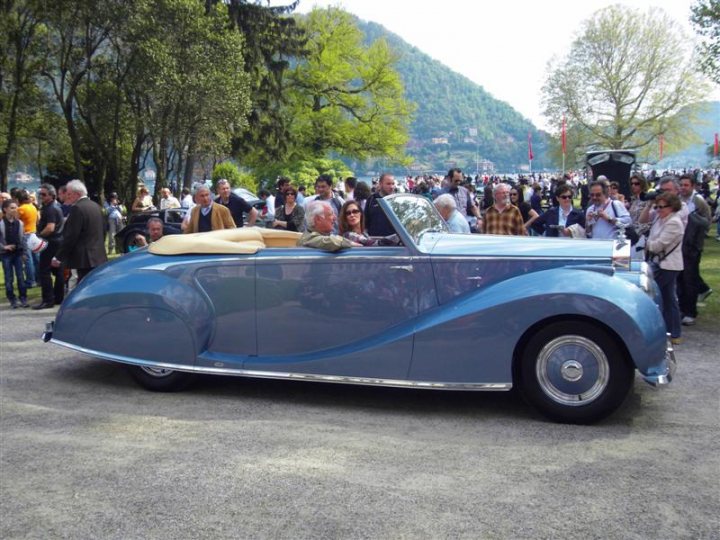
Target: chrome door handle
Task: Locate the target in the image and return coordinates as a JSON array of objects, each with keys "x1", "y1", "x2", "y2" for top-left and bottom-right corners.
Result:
[
  {"x1": 390, "y1": 265, "x2": 414, "y2": 272},
  {"x1": 466, "y1": 276, "x2": 483, "y2": 281}
]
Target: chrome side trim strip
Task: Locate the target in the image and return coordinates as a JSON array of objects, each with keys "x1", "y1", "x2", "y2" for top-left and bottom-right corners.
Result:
[{"x1": 50, "y1": 339, "x2": 512, "y2": 392}]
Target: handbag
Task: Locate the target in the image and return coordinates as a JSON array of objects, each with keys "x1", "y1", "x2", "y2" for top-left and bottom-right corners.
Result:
[{"x1": 610, "y1": 200, "x2": 639, "y2": 244}]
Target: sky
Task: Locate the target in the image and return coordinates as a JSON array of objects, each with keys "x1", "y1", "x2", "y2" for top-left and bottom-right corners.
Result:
[{"x1": 280, "y1": 0, "x2": 720, "y2": 132}]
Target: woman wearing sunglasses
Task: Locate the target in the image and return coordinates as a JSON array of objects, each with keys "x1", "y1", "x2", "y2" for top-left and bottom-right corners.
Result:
[
  {"x1": 509, "y1": 186, "x2": 539, "y2": 232},
  {"x1": 531, "y1": 184, "x2": 585, "y2": 237},
  {"x1": 339, "y1": 200, "x2": 376, "y2": 246},
  {"x1": 272, "y1": 186, "x2": 305, "y2": 232},
  {"x1": 646, "y1": 192, "x2": 684, "y2": 344}
]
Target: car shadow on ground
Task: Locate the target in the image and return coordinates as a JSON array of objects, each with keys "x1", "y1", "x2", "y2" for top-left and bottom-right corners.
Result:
[{"x1": 46, "y1": 355, "x2": 644, "y2": 428}]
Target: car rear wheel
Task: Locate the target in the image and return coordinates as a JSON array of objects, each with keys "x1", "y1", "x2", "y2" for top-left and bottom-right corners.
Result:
[
  {"x1": 127, "y1": 365, "x2": 196, "y2": 392},
  {"x1": 518, "y1": 321, "x2": 634, "y2": 424}
]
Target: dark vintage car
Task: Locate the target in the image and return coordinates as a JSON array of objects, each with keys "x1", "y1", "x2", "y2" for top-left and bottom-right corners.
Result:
[
  {"x1": 114, "y1": 188, "x2": 263, "y2": 252},
  {"x1": 114, "y1": 207, "x2": 186, "y2": 253},
  {"x1": 45, "y1": 194, "x2": 675, "y2": 424}
]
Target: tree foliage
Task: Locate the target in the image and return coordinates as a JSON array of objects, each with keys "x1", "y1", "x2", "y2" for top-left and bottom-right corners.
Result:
[
  {"x1": 691, "y1": 0, "x2": 720, "y2": 84},
  {"x1": 285, "y1": 8, "x2": 413, "y2": 164},
  {"x1": 542, "y1": 5, "x2": 709, "y2": 166}
]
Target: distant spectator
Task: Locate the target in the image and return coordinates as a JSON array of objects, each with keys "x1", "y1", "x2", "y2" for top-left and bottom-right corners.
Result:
[
  {"x1": 159, "y1": 187, "x2": 181, "y2": 209},
  {"x1": 483, "y1": 183, "x2": 527, "y2": 236},
  {"x1": 353, "y1": 181, "x2": 371, "y2": 211},
  {"x1": 17, "y1": 189, "x2": 39, "y2": 287},
  {"x1": 0, "y1": 199, "x2": 29, "y2": 307},
  {"x1": 510, "y1": 186, "x2": 539, "y2": 231},
  {"x1": 131, "y1": 186, "x2": 154, "y2": 213},
  {"x1": 273, "y1": 186, "x2": 305, "y2": 232},
  {"x1": 532, "y1": 184, "x2": 586, "y2": 237},
  {"x1": 180, "y1": 187, "x2": 194, "y2": 209},
  {"x1": 184, "y1": 186, "x2": 235, "y2": 233},
  {"x1": 434, "y1": 194, "x2": 470, "y2": 233},
  {"x1": 303, "y1": 174, "x2": 344, "y2": 233},
  {"x1": 215, "y1": 179, "x2": 257, "y2": 227},
  {"x1": 344, "y1": 177, "x2": 358, "y2": 200},
  {"x1": 32, "y1": 184, "x2": 65, "y2": 309},
  {"x1": 364, "y1": 173, "x2": 396, "y2": 236}
]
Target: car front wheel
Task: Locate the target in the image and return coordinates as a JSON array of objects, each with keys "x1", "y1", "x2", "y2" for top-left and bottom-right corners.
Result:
[
  {"x1": 127, "y1": 365, "x2": 196, "y2": 392},
  {"x1": 518, "y1": 321, "x2": 634, "y2": 424}
]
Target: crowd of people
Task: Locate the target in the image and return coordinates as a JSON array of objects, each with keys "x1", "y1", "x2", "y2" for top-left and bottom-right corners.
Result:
[{"x1": 2, "y1": 167, "x2": 718, "y2": 345}]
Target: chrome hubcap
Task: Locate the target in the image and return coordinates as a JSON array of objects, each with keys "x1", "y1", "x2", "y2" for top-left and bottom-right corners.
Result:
[
  {"x1": 536, "y1": 335, "x2": 609, "y2": 406},
  {"x1": 560, "y1": 360, "x2": 583, "y2": 382},
  {"x1": 140, "y1": 366, "x2": 175, "y2": 378}
]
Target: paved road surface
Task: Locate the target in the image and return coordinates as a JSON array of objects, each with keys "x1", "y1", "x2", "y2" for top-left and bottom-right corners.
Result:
[{"x1": 1, "y1": 306, "x2": 718, "y2": 538}]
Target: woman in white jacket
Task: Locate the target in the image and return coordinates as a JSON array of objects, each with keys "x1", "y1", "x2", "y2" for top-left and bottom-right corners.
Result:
[{"x1": 646, "y1": 192, "x2": 684, "y2": 344}]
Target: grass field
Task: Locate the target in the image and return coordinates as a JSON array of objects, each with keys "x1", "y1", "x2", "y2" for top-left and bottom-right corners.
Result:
[{"x1": 2, "y1": 237, "x2": 719, "y2": 323}]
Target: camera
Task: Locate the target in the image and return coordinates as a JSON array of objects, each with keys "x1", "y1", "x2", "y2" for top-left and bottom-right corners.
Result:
[{"x1": 642, "y1": 190, "x2": 661, "y2": 201}]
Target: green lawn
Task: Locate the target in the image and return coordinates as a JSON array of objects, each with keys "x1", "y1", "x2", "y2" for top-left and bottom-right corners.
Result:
[{"x1": 698, "y1": 234, "x2": 720, "y2": 326}]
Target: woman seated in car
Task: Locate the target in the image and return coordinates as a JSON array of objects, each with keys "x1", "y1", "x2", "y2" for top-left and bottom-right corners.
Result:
[{"x1": 339, "y1": 200, "x2": 376, "y2": 246}]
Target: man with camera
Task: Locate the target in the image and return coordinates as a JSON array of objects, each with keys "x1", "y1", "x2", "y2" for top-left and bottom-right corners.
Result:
[{"x1": 585, "y1": 180, "x2": 631, "y2": 239}]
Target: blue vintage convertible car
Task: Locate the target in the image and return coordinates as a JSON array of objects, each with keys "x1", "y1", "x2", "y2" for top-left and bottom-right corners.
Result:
[{"x1": 44, "y1": 194, "x2": 675, "y2": 423}]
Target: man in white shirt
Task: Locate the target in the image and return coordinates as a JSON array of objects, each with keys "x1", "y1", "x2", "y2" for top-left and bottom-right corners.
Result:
[
  {"x1": 159, "y1": 188, "x2": 181, "y2": 209},
  {"x1": 585, "y1": 180, "x2": 631, "y2": 239}
]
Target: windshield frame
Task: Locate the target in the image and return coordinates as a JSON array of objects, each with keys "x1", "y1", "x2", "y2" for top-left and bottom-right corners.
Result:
[{"x1": 378, "y1": 193, "x2": 449, "y2": 254}]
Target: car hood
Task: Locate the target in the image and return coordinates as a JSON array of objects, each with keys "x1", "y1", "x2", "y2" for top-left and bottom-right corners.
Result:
[{"x1": 420, "y1": 232, "x2": 615, "y2": 260}]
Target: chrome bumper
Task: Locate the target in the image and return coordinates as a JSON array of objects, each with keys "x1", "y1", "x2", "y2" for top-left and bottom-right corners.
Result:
[
  {"x1": 42, "y1": 321, "x2": 54, "y2": 343},
  {"x1": 642, "y1": 335, "x2": 677, "y2": 387}
]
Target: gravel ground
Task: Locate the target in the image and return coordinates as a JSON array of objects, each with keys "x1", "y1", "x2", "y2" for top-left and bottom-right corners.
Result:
[{"x1": 1, "y1": 305, "x2": 718, "y2": 539}]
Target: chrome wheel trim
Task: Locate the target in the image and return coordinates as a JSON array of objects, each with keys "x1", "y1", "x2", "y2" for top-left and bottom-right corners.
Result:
[
  {"x1": 140, "y1": 366, "x2": 175, "y2": 378},
  {"x1": 535, "y1": 335, "x2": 609, "y2": 406}
]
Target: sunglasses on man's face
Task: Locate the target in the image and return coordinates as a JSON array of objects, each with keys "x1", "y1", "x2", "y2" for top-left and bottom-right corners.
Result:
[
  {"x1": 654, "y1": 204, "x2": 669, "y2": 209},
  {"x1": 558, "y1": 195, "x2": 572, "y2": 200}
]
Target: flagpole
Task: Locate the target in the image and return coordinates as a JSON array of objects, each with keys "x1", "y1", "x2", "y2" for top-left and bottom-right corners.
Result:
[{"x1": 561, "y1": 115, "x2": 567, "y2": 177}]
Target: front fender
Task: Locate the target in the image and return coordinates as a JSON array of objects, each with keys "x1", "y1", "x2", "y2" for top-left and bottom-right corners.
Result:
[{"x1": 409, "y1": 267, "x2": 666, "y2": 383}]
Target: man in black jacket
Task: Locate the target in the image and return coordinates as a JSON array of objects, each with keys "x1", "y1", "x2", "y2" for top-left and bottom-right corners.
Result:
[
  {"x1": 51, "y1": 180, "x2": 107, "y2": 284},
  {"x1": 364, "y1": 173, "x2": 397, "y2": 237},
  {"x1": 32, "y1": 184, "x2": 65, "y2": 309}
]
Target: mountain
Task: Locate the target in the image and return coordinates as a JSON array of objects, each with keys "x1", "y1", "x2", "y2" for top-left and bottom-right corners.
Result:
[
  {"x1": 358, "y1": 20, "x2": 550, "y2": 173},
  {"x1": 654, "y1": 101, "x2": 720, "y2": 168}
]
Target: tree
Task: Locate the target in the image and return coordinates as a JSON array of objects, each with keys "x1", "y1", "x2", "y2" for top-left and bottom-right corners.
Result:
[
  {"x1": 221, "y1": 0, "x2": 307, "y2": 165},
  {"x1": 542, "y1": 5, "x2": 709, "y2": 164},
  {"x1": 691, "y1": 0, "x2": 720, "y2": 84},
  {"x1": 0, "y1": 0, "x2": 45, "y2": 191},
  {"x1": 285, "y1": 7, "x2": 413, "y2": 164}
]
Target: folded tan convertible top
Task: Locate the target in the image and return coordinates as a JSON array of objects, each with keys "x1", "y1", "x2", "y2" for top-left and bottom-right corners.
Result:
[{"x1": 148, "y1": 227, "x2": 302, "y2": 255}]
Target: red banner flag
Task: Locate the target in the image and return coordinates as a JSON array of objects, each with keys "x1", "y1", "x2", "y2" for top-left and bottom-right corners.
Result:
[
  {"x1": 715, "y1": 133, "x2": 719, "y2": 156},
  {"x1": 528, "y1": 132, "x2": 534, "y2": 161},
  {"x1": 561, "y1": 116, "x2": 567, "y2": 155},
  {"x1": 659, "y1": 134, "x2": 664, "y2": 160}
]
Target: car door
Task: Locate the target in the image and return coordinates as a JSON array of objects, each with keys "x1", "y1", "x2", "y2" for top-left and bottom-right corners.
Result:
[{"x1": 249, "y1": 246, "x2": 418, "y2": 380}]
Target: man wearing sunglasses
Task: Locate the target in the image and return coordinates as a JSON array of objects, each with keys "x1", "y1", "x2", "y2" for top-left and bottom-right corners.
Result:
[
  {"x1": 585, "y1": 180, "x2": 631, "y2": 239},
  {"x1": 32, "y1": 184, "x2": 65, "y2": 309}
]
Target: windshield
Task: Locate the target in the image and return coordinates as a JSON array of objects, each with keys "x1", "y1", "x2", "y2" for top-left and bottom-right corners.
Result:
[{"x1": 384, "y1": 194, "x2": 448, "y2": 244}]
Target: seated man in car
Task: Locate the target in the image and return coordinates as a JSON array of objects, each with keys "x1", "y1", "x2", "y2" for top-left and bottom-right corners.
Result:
[
  {"x1": 132, "y1": 217, "x2": 165, "y2": 249},
  {"x1": 298, "y1": 201, "x2": 362, "y2": 252}
]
